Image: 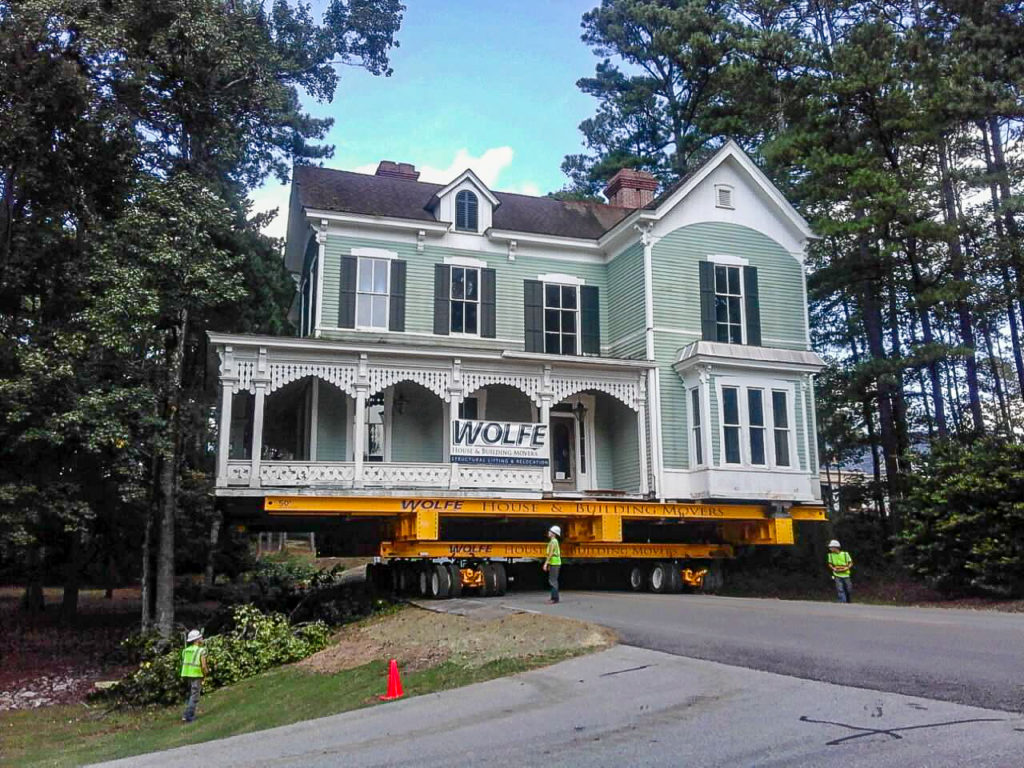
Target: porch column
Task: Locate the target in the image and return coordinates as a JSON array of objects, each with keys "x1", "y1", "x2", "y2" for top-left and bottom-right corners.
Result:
[
  {"x1": 636, "y1": 399, "x2": 650, "y2": 496},
  {"x1": 540, "y1": 394, "x2": 553, "y2": 492},
  {"x1": 249, "y1": 381, "x2": 267, "y2": 489},
  {"x1": 309, "y1": 379, "x2": 320, "y2": 461},
  {"x1": 446, "y1": 391, "x2": 463, "y2": 490},
  {"x1": 216, "y1": 382, "x2": 233, "y2": 488},
  {"x1": 353, "y1": 386, "x2": 366, "y2": 488}
]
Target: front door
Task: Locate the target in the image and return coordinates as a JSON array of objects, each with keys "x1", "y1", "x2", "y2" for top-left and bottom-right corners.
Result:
[{"x1": 550, "y1": 414, "x2": 577, "y2": 491}]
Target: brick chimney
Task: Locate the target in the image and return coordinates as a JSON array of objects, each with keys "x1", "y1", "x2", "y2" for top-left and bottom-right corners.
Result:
[
  {"x1": 375, "y1": 161, "x2": 420, "y2": 181},
  {"x1": 603, "y1": 168, "x2": 659, "y2": 208}
]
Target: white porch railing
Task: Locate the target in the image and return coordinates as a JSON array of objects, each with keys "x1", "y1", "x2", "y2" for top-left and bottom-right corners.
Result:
[{"x1": 224, "y1": 460, "x2": 546, "y2": 492}]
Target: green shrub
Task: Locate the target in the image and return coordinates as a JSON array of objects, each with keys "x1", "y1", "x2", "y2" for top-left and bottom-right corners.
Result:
[
  {"x1": 99, "y1": 605, "x2": 330, "y2": 707},
  {"x1": 897, "y1": 438, "x2": 1024, "y2": 597}
]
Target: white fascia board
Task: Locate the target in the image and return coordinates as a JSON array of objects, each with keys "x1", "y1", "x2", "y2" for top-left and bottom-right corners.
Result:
[
  {"x1": 305, "y1": 208, "x2": 450, "y2": 234},
  {"x1": 654, "y1": 142, "x2": 814, "y2": 240},
  {"x1": 434, "y1": 169, "x2": 500, "y2": 207},
  {"x1": 501, "y1": 350, "x2": 656, "y2": 369},
  {"x1": 487, "y1": 228, "x2": 603, "y2": 253},
  {"x1": 206, "y1": 331, "x2": 506, "y2": 362}
]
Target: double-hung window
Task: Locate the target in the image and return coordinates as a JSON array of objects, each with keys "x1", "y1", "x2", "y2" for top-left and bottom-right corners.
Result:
[
  {"x1": 772, "y1": 390, "x2": 791, "y2": 467},
  {"x1": 714, "y1": 265, "x2": 744, "y2": 344},
  {"x1": 747, "y1": 389, "x2": 766, "y2": 465},
  {"x1": 690, "y1": 388, "x2": 704, "y2": 466},
  {"x1": 450, "y1": 266, "x2": 479, "y2": 335},
  {"x1": 544, "y1": 283, "x2": 578, "y2": 355},
  {"x1": 356, "y1": 257, "x2": 390, "y2": 329},
  {"x1": 718, "y1": 382, "x2": 794, "y2": 468}
]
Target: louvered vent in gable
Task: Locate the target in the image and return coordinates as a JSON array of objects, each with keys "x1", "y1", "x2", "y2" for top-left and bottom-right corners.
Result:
[{"x1": 715, "y1": 184, "x2": 734, "y2": 209}]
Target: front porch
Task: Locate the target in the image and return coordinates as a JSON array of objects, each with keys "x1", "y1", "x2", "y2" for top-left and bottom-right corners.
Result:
[{"x1": 211, "y1": 334, "x2": 655, "y2": 497}]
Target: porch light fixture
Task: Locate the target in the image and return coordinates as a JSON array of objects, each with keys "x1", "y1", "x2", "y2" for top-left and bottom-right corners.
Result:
[
  {"x1": 572, "y1": 401, "x2": 587, "y2": 422},
  {"x1": 393, "y1": 392, "x2": 408, "y2": 415}
]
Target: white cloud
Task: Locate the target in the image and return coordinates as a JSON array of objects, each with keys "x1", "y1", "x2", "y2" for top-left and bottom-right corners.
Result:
[
  {"x1": 247, "y1": 181, "x2": 290, "y2": 241},
  {"x1": 249, "y1": 146, "x2": 544, "y2": 239}
]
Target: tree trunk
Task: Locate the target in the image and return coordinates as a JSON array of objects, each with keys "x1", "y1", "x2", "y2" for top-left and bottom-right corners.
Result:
[
  {"x1": 60, "y1": 529, "x2": 82, "y2": 624},
  {"x1": 141, "y1": 507, "x2": 153, "y2": 631},
  {"x1": 203, "y1": 510, "x2": 222, "y2": 591},
  {"x1": 905, "y1": 237, "x2": 948, "y2": 435},
  {"x1": 886, "y1": 283, "x2": 910, "y2": 457},
  {"x1": 154, "y1": 308, "x2": 189, "y2": 641},
  {"x1": 987, "y1": 115, "x2": 1024, "y2": 324},
  {"x1": 981, "y1": 319, "x2": 1011, "y2": 432},
  {"x1": 22, "y1": 545, "x2": 45, "y2": 615},
  {"x1": 936, "y1": 136, "x2": 984, "y2": 433}
]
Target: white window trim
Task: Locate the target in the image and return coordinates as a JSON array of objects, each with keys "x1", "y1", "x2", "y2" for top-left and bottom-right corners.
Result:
[
  {"x1": 449, "y1": 264, "x2": 481, "y2": 338},
  {"x1": 714, "y1": 183, "x2": 735, "y2": 209},
  {"x1": 689, "y1": 386, "x2": 706, "y2": 467},
  {"x1": 443, "y1": 255, "x2": 487, "y2": 268},
  {"x1": 713, "y1": 262, "x2": 746, "y2": 345},
  {"x1": 537, "y1": 272, "x2": 585, "y2": 286},
  {"x1": 355, "y1": 256, "x2": 391, "y2": 331},
  {"x1": 542, "y1": 281, "x2": 581, "y2": 356},
  {"x1": 706, "y1": 253, "x2": 749, "y2": 267},
  {"x1": 714, "y1": 376, "x2": 799, "y2": 471},
  {"x1": 351, "y1": 247, "x2": 398, "y2": 260}
]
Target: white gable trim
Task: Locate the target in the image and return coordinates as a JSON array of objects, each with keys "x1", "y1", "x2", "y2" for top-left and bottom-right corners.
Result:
[
  {"x1": 434, "y1": 169, "x2": 500, "y2": 207},
  {"x1": 653, "y1": 142, "x2": 814, "y2": 239}
]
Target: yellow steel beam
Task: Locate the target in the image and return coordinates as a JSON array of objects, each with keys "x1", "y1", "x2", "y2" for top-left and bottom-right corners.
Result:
[
  {"x1": 790, "y1": 506, "x2": 827, "y2": 521},
  {"x1": 265, "y1": 495, "x2": 773, "y2": 521},
  {"x1": 379, "y1": 540, "x2": 734, "y2": 560},
  {"x1": 393, "y1": 509, "x2": 439, "y2": 541},
  {"x1": 566, "y1": 514, "x2": 623, "y2": 543},
  {"x1": 721, "y1": 518, "x2": 795, "y2": 546}
]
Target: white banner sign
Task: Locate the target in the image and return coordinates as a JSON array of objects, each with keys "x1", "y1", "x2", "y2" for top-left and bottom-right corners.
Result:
[{"x1": 449, "y1": 419, "x2": 549, "y2": 466}]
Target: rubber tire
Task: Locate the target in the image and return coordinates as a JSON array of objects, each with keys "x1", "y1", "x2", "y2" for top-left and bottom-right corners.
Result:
[
  {"x1": 668, "y1": 563, "x2": 683, "y2": 594},
  {"x1": 647, "y1": 561, "x2": 671, "y2": 594},
  {"x1": 446, "y1": 562, "x2": 462, "y2": 598},
  {"x1": 482, "y1": 563, "x2": 499, "y2": 597},
  {"x1": 493, "y1": 562, "x2": 508, "y2": 596},
  {"x1": 701, "y1": 561, "x2": 724, "y2": 594},
  {"x1": 398, "y1": 564, "x2": 414, "y2": 595},
  {"x1": 628, "y1": 563, "x2": 646, "y2": 592},
  {"x1": 428, "y1": 563, "x2": 451, "y2": 599},
  {"x1": 417, "y1": 563, "x2": 431, "y2": 598}
]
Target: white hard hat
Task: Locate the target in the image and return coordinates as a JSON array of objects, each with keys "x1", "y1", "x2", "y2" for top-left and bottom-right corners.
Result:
[
  {"x1": 549, "y1": 525, "x2": 561, "y2": 537},
  {"x1": 828, "y1": 540, "x2": 841, "y2": 549},
  {"x1": 186, "y1": 629, "x2": 203, "y2": 642}
]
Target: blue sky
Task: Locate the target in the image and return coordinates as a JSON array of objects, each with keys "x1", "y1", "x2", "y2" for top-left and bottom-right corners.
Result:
[{"x1": 252, "y1": 0, "x2": 604, "y2": 238}]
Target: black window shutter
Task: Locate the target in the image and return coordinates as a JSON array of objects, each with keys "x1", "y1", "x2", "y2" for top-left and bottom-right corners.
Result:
[
  {"x1": 389, "y1": 260, "x2": 406, "y2": 332},
  {"x1": 433, "y1": 264, "x2": 450, "y2": 335},
  {"x1": 580, "y1": 285, "x2": 600, "y2": 355},
  {"x1": 699, "y1": 261, "x2": 716, "y2": 341},
  {"x1": 481, "y1": 268, "x2": 496, "y2": 338},
  {"x1": 744, "y1": 265, "x2": 761, "y2": 346},
  {"x1": 523, "y1": 280, "x2": 544, "y2": 352},
  {"x1": 339, "y1": 255, "x2": 357, "y2": 328}
]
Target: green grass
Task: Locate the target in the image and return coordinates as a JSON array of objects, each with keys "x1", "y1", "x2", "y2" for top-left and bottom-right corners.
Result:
[{"x1": 2, "y1": 650, "x2": 585, "y2": 768}]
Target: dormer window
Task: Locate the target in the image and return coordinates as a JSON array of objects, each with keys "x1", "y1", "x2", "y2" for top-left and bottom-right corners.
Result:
[
  {"x1": 456, "y1": 190, "x2": 479, "y2": 231},
  {"x1": 715, "y1": 184, "x2": 734, "y2": 209}
]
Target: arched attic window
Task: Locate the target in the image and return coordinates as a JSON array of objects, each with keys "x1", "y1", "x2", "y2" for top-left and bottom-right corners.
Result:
[{"x1": 455, "y1": 190, "x2": 479, "y2": 232}]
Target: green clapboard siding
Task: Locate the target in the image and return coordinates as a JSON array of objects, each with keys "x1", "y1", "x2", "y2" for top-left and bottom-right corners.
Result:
[
  {"x1": 654, "y1": 332, "x2": 690, "y2": 469},
  {"x1": 315, "y1": 383, "x2": 349, "y2": 461},
  {"x1": 320, "y1": 235, "x2": 609, "y2": 348},
  {"x1": 606, "y1": 242, "x2": 646, "y2": 358},
  {"x1": 390, "y1": 383, "x2": 444, "y2": 462},
  {"x1": 593, "y1": 393, "x2": 640, "y2": 492},
  {"x1": 651, "y1": 222, "x2": 807, "y2": 349}
]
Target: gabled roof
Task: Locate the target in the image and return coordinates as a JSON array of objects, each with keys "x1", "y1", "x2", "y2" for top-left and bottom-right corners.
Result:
[
  {"x1": 292, "y1": 165, "x2": 632, "y2": 240},
  {"x1": 292, "y1": 142, "x2": 814, "y2": 243},
  {"x1": 428, "y1": 168, "x2": 500, "y2": 208}
]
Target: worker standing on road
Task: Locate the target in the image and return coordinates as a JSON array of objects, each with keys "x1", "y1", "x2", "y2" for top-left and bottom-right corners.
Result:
[
  {"x1": 543, "y1": 525, "x2": 562, "y2": 604},
  {"x1": 827, "y1": 539, "x2": 854, "y2": 603},
  {"x1": 181, "y1": 629, "x2": 209, "y2": 722}
]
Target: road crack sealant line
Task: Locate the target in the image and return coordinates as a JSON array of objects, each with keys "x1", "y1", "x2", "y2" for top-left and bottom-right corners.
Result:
[{"x1": 799, "y1": 715, "x2": 1008, "y2": 746}]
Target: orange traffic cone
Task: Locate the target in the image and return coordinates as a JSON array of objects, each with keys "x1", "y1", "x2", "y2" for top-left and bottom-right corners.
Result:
[{"x1": 379, "y1": 658, "x2": 404, "y2": 701}]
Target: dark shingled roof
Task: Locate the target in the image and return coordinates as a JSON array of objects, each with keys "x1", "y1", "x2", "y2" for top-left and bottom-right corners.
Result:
[{"x1": 293, "y1": 165, "x2": 634, "y2": 240}]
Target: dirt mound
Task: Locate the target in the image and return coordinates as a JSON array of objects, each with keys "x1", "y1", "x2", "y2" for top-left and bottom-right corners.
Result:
[{"x1": 298, "y1": 606, "x2": 615, "y2": 675}]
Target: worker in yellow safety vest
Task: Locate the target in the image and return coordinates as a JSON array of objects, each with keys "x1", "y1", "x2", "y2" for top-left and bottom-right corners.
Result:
[
  {"x1": 827, "y1": 539, "x2": 854, "y2": 603},
  {"x1": 543, "y1": 525, "x2": 562, "y2": 604},
  {"x1": 180, "y1": 629, "x2": 209, "y2": 722}
]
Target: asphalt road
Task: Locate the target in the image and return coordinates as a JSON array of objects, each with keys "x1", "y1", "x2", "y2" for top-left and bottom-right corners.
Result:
[
  {"x1": 499, "y1": 591, "x2": 1024, "y2": 712},
  {"x1": 98, "y1": 645, "x2": 1024, "y2": 768}
]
